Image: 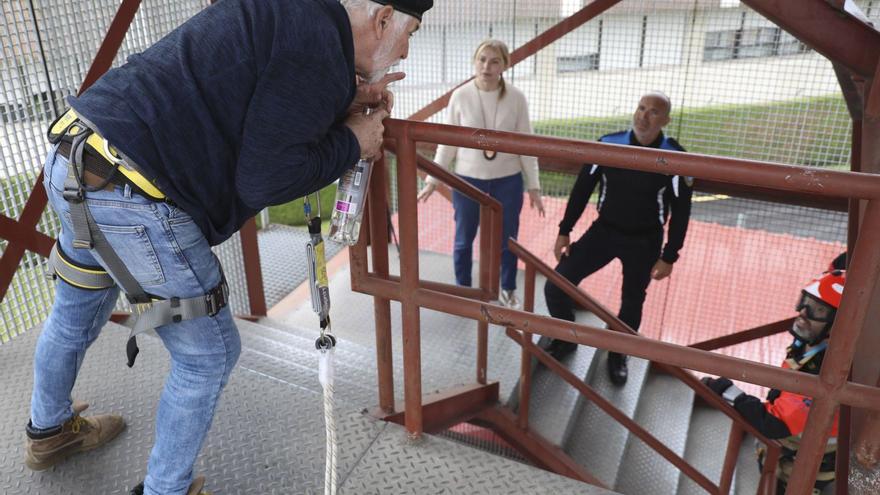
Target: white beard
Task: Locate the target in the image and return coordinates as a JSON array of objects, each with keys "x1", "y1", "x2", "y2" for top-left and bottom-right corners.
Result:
[{"x1": 367, "y1": 29, "x2": 401, "y2": 83}]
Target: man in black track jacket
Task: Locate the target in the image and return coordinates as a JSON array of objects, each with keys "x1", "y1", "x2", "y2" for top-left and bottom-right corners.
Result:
[{"x1": 543, "y1": 92, "x2": 693, "y2": 386}]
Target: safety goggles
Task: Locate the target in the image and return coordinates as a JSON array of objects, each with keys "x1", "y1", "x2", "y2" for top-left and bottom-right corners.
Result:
[{"x1": 795, "y1": 292, "x2": 835, "y2": 323}]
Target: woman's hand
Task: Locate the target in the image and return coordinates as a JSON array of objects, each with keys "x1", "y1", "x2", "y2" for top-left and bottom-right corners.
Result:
[
  {"x1": 417, "y1": 183, "x2": 436, "y2": 202},
  {"x1": 528, "y1": 189, "x2": 545, "y2": 217}
]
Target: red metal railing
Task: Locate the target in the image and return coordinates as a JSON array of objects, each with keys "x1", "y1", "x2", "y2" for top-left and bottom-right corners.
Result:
[
  {"x1": 351, "y1": 118, "x2": 880, "y2": 494},
  {"x1": 506, "y1": 237, "x2": 782, "y2": 494},
  {"x1": 350, "y1": 141, "x2": 503, "y2": 419}
]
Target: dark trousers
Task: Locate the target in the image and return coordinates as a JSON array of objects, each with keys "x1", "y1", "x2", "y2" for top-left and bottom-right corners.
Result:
[
  {"x1": 544, "y1": 221, "x2": 662, "y2": 331},
  {"x1": 452, "y1": 173, "x2": 524, "y2": 290}
]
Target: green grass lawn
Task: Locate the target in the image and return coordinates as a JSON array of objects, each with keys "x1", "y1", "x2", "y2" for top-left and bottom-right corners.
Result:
[
  {"x1": 534, "y1": 95, "x2": 851, "y2": 169},
  {"x1": 257, "y1": 183, "x2": 338, "y2": 230}
]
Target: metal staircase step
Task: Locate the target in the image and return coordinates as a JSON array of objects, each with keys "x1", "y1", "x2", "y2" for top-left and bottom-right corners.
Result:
[
  {"x1": 565, "y1": 352, "x2": 652, "y2": 487},
  {"x1": 734, "y1": 434, "x2": 762, "y2": 495},
  {"x1": 677, "y1": 405, "x2": 735, "y2": 495},
  {"x1": 614, "y1": 370, "x2": 695, "y2": 495},
  {"x1": 506, "y1": 311, "x2": 604, "y2": 446}
]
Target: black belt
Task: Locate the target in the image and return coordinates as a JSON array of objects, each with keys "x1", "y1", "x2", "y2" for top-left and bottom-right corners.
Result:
[{"x1": 56, "y1": 139, "x2": 164, "y2": 202}]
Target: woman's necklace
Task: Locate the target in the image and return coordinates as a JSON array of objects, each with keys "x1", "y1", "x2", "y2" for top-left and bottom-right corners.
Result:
[{"x1": 475, "y1": 81, "x2": 499, "y2": 161}]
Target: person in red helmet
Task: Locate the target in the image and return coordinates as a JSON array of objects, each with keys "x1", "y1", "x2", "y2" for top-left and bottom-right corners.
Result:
[{"x1": 702, "y1": 270, "x2": 845, "y2": 495}]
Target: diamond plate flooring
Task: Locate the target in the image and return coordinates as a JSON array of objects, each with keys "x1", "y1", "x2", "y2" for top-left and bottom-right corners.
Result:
[{"x1": 0, "y1": 318, "x2": 617, "y2": 494}]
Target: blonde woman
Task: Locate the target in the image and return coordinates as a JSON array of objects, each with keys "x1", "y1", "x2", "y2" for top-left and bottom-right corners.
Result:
[{"x1": 418, "y1": 39, "x2": 544, "y2": 309}]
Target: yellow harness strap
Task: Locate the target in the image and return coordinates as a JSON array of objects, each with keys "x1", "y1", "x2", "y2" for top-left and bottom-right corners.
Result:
[{"x1": 50, "y1": 109, "x2": 166, "y2": 201}]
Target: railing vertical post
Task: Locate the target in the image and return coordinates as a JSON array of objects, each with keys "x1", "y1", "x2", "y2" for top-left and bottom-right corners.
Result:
[
  {"x1": 476, "y1": 205, "x2": 492, "y2": 384},
  {"x1": 396, "y1": 127, "x2": 423, "y2": 438},
  {"x1": 517, "y1": 263, "x2": 537, "y2": 430},
  {"x1": 759, "y1": 444, "x2": 780, "y2": 495},
  {"x1": 719, "y1": 423, "x2": 743, "y2": 494},
  {"x1": 476, "y1": 320, "x2": 489, "y2": 384},
  {"x1": 239, "y1": 218, "x2": 267, "y2": 316},
  {"x1": 479, "y1": 206, "x2": 492, "y2": 294},
  {"x1": 369, "y1": 156, "x2": 395, "y2": 413}
]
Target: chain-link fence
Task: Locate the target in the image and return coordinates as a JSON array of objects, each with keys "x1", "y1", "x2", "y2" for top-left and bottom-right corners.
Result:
[
  {"x1": 0, "y1": 0, "x2": 873, "y2": 374},
  {"x1": 391, "y1": 0, "x2": 872, "y2": 385}
]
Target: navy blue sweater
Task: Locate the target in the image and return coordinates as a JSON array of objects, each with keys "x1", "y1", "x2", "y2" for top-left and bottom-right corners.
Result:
[{"x1": 69, "y1": 0, "x2": 359, "y2": 245}]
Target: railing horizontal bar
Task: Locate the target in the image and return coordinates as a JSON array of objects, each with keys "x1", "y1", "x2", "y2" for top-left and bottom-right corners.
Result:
[
  {"x1": 689, "y1": 318, "x2": 795, "y2": 351},
  {"x1": 382, "y1": 274, "x2": 489, "y2": 300},
  {"x1": 384, "y1": 120, "x2": 880, "y2": 200},
  {"x1": 354, "y1": 275, "x2": 880, "y2": 411},
  {"x1": 383, "y1": 139, "x2": 503, "y2": 213}
]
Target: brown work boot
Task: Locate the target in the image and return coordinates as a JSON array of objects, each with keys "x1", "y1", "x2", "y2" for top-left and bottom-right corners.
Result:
[
  {"x1": 129, "y1": 475, "x2": 211, "y2": 495},
  {"x1": 24, "y1": 401, "x2": 125, "y2": 471}
]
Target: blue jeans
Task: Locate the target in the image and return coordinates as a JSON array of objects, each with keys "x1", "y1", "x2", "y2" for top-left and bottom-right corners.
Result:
[
  {"x1": 32, "y1": 148, "x2": 241, "y2": 495},
  {"x1": 451, "y1": 173, "x2": 524, "y2": 291}
]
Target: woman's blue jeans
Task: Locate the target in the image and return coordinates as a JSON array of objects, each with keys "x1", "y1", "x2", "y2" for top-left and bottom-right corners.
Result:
[
  {"x1": 451, "y1": 173, "x2": 524, "y2": 291},
  {"x1": 31, "y1": 148, "x2": 241, "y2": 495}
]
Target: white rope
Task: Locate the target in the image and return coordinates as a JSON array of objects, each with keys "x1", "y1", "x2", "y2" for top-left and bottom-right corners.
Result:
[{"x1": 318, "y1": 345, "x2": 338, "y2": 495}]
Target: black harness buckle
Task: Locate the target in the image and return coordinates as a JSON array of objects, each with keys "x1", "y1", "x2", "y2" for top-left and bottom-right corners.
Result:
[
  {"x1": 205, "y1": 278, "x2": 229, "y2": 317},
  {"x1": 62, "y1": 185, "x2": 85, "y2": 203}
]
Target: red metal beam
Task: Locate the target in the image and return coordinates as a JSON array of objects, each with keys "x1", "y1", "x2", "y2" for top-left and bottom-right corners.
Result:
[
  {"x1": 741, "y1": 0, "x2": 880, "y2": 79},
  {"x1": 378, "y1": 382, "x2": 499, "y2": 433},
  {"x1": 0, "y1": 215, "x2": 53, "y2": 257},
  {"x1": 238, "y1": 218, "x2": 266, "y2": 316},
  {"x1": 689, "y1": 317, "x2": 794, "y2": 351},
  {"x1": 396, "y1": 129, "x2": 424, "y2": 438},
  {"x1": 408, "y1": 0, "x2": 623, "y2": 122},
  {"x1": 719, "y1": 424, "x2": 744, "y2": 494},
  {"x1": 388, "y1": 119, "x2": 880, "y2": 200},
  {"x1": 367, "y1": 157, "x2": 396, "y2": 413}
]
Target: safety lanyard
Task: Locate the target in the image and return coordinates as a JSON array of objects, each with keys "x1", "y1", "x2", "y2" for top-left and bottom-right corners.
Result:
[
  {"x1": 789, "y1": 339, "x2": 828, "y2": 370},
  {"x1": 303, "y1": 193, "x2": 337, "y2": 495}
]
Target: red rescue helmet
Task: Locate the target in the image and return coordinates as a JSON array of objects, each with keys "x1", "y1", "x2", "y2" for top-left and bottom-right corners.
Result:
[
  {"x1": 792, "y1": 270, "x2": 845, "y2": 345},
  {"x1": 801, "y1": 270, "x2": 845, "y2": 310}
]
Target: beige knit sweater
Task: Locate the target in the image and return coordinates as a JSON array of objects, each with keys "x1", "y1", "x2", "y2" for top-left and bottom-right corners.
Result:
[{"x1": 427, "y1": 81, "x2": 540, "y2": 190}]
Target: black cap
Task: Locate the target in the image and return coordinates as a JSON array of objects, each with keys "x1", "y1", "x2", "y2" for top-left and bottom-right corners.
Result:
[{"x1": 373, "y1": 0, "x2": 433, "y2": 22}]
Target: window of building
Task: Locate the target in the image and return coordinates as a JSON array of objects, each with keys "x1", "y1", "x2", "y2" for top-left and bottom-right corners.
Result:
[
  {"x1": 703, "y1": 26, "x2": 807, "y2": 62},
  {"x1": 557, "y1": 53, "x2": 600, "y2": 73}
]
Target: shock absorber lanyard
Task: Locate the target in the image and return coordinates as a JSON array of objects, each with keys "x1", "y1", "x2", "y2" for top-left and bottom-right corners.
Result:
[{"x1": 304, "y1": 193, "x2": 338, "y2": 495}]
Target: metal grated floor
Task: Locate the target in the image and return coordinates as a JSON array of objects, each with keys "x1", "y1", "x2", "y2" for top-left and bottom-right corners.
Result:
[{"x1": 0, "y1": 318, "x2": 615, "y2": 494}]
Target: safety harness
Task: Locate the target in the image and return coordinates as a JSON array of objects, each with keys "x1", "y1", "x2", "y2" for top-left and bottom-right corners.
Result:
[
  {"x1": 46, "y1": 109, "x2": 229, "y2": 367},
  {"x1": 303, "y1": 194, "x2": 338, "y2": 495},
  {"x1": 758, "y1": 340, "x2": 836, "y2": 493}
]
